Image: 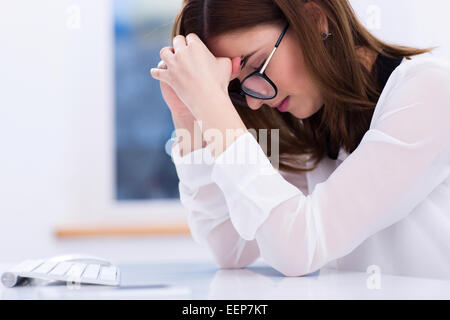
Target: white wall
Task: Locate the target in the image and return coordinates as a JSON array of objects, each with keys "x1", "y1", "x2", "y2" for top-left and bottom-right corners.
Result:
[
  {"x1": 1, "y1": 0, "x2": 449, "y2": 262},
  {"x1": 0, "y1": 1, "x2": 70, "y2": 260},
  {"x1": 350, "y1": 0, "x2": 450, "y2": 59}
]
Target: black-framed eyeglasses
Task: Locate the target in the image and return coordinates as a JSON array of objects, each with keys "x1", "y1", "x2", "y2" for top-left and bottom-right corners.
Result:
[{"x1": 229, "y1": 22, "x2": 290, "y2": 102}]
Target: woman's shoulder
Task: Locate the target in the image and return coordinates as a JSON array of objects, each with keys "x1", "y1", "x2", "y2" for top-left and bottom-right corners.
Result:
[
  {"x1": 388, "y1": 52, "x2": 450, "y2": 100},
  {"x1": 375, "y1": 53, "x2": 450, "y2": 106},
  {"x1": 371, "y1": 53, "x2": 450, "y2": 126},
  {"x1": 394, "y1": 52, "x2": 450, "y2": 83}
]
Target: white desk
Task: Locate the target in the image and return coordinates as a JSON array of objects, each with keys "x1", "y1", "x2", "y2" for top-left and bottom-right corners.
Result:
[{"x1": 1, "y1": 260, "x2": 450, "y2": 299}]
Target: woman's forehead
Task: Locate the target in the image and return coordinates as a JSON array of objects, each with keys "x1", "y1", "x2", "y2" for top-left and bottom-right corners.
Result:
[{"x1": 207, "y1": 24, "x2": 279, "y2": 58}]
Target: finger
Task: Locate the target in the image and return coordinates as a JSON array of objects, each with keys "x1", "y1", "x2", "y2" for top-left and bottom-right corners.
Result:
[
  {"x1": 186, "y1": 33, "x2": 200, "y2": 46},
  {"x1": 150, "y1": 67, "x2": 170, "y2": 84},
  {"x1": 172, "y1": 35, "x2": 187, "y2": 53},
  {"x1": 158, "y1": 47, "x2": 174, "y2": 69},
  {"x1": 160, "y1": 46, "x2": 174, "y2": 64},
  {"x1": 230, "y1": 56, "x2": 242, "y2": 81},
  {"x1": 158, "y1": 60, "x2": 167, "y2": 69}
]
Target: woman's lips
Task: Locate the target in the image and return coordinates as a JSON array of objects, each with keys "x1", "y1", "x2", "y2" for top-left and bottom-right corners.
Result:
[{"x1": 276, "y1": 96, "x2": 290, "y2": 112}]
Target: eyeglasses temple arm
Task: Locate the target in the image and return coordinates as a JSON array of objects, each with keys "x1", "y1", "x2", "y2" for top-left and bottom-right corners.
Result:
[
  {"x1": 259, "y1": 23, "x2": 289, "y2": 75},
  {"x1": 259, "y1": 47, "x2": 277, "y2": 74}
]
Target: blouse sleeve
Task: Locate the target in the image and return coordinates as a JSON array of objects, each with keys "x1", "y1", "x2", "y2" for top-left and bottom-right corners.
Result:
[
  {"x1": 210, "y1": 61, "x2": 450, "y2": 276},
  {"x1": 171, "y1": 141, "x2": 261, "y2": 268}
]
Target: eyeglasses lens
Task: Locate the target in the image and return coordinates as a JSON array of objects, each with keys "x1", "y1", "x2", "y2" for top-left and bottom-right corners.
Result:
[{"x1": 242, "y1": 75, "x2": 276, "y2": 99}]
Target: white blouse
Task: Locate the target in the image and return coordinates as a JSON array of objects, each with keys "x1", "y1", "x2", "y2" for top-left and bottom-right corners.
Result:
[{"x1": 170, "y1": 54, "x2": 450, "y2": 280}]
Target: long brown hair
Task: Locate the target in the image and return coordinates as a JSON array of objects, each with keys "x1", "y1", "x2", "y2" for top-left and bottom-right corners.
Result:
[{"x1": 171, "y1": 0, "x2": 434, "y2": 173}]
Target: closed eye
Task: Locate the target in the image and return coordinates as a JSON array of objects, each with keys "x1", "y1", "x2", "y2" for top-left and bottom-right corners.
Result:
[
  {"x1": 241, "y1": 55, "x2": 266, "y2": 71},
  {"x1": 251, "y1": 59, "x2": 267, "y2": 71}
]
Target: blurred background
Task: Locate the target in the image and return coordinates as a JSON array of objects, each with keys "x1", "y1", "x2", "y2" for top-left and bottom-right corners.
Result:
[{"x1": 0, "y1": 0, "x2": 449, "y2": 264}]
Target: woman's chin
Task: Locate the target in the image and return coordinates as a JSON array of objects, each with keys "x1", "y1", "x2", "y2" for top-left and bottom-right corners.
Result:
[
  {"x1": 290, "y1": 103, "x2": 323, "y2": 119},
  {"x1": 290, "y1": 108, "x2": 313, "y2": 120}
]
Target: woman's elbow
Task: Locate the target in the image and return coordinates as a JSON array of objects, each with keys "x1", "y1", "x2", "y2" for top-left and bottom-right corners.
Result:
[
  {"x1": 210, "y1": 244, "x2": 260, "y2": 270},
  {"x1": 275, "y1": 264, "x2": 317, "y2": 277},
  {"x1": 212, "y1": 255, "x2": 248, "y2": 270},
  {"x1": 260, "y1": 248, "x2": 318, "y2": 277}
]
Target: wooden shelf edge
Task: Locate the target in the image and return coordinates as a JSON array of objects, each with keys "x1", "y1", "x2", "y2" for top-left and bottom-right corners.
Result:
[{"x1": 54, "y1": 223, "x2": 191, "y2": 239}]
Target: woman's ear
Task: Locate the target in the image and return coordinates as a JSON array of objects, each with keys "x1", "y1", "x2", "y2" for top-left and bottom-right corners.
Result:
[{"x1": 303, "y1": 1, "x2": 329, "y2": 34}]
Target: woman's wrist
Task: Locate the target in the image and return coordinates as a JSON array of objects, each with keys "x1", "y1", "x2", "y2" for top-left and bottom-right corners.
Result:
[
  {"x1": 191, "y1": 92, "x2": 248, "y2": 159},
  {"x1": 171, "y1": 112, "x2": 206, "y2": 157}
]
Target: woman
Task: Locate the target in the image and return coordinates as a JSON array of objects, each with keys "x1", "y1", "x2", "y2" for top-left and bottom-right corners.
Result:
[{"x1": 150, "y1": 0, "x2": 450, "y2": 279}]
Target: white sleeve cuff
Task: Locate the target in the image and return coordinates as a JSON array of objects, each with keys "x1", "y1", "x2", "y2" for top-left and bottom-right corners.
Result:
[
  {"x1": 210, "y1": 132, "x2": 302, "y2": 240},
  {"x1": 171, "y1": 141, "x2": 215, "y2": 191}
]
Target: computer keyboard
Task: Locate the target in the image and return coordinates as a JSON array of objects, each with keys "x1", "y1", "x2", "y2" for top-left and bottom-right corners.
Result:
[{"x1": 1, "y1": 254, "x2": 120, "y2": 288}]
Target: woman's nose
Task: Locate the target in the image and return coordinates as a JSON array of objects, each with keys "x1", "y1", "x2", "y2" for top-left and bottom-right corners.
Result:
[{"x1": 246, "y1": 96, "x2": 264, "y2": 110}]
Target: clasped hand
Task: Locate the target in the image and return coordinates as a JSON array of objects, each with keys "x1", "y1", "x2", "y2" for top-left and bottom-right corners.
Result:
[{"x1": 151, "y1": 33, "x2": 234, "y2": 119}]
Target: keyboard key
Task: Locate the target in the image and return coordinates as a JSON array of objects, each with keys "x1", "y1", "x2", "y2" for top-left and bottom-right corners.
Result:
[
  {"x1": 32, "y1": 261, "x2": 58, "y2": 274},
  {"x1": 49, "y1": 262, "x2": 73, "y2": 276},
  {"x1": 99, "y1": 266, "x2": 117, "y2": 282},
  {"x1": 65, "y1": 263, "x2": 87, "y2": 280},
  {"x1": 82, "y1": 264, "x2": 101, "y2": 280},
  {"x1": 10, "y1": 259, "x2": 44, "y2": 273}
]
